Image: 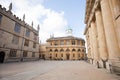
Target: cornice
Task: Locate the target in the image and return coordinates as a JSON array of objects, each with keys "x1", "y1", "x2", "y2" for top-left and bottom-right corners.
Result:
[
  {"x1": 84, "y1": 0, "x2": 100, "y2": 34},
  {"x1": 0, "y1": 4, "x2": 38, "y2": 34}
]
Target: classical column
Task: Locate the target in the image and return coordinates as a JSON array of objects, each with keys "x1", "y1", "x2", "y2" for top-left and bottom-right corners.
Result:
[
  {"x1": 91, "y1": 21, "x2": 99, "y2": 62},
  {"x1": 111, "y1": 0, "x2": 120, "y2": 17},
  {"x1": 109, "y1": 0, "x2": 120, "y2": 49},
  {"x1": 75, "y1": 40, "x2": 78, "y2": 45},
  {"x1": 95, "y1": 7, "x2": 108, "y2": 61},
  {"x1": 64, "y1": 40, "x2": 66, "y2": 45},
  {"x1": 100, "y1": 0, "x2": 120, "y2": 60},
  {"x1": 88, "y1": 27, "x2": 94, "y2": 61}
]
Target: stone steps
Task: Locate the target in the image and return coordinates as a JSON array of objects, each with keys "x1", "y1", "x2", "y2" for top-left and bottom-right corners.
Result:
[{"x1": 111, "y1": 60, "x2": 120, "y2": 76}]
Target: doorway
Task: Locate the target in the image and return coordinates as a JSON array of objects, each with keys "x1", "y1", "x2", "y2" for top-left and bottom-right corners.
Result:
[
  {"x1": 42, "y1": 54, "x2": 45, "y2": 60},
  {"x1": 0, "y1": 51, "x2": 5, "y2": 63},
  {"x1": 66, "y1": 54, "x2": 70, "y2": 60},
  {"x1": 103, "y1": 61, "x2": 106, "y2": 68}
]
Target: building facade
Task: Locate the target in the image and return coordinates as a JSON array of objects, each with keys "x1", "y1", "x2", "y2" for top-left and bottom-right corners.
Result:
[
  {"x1": 39, "y1": 43, "x2": 47, "y2": 60},
  {"x1": 45, "y1": 36, "x2": 86, "y2": 60},
  {"x1": 84, "y1": 0, "x2": 120, "y2": 69},
  {"x1": 0, "y1": 4, "x2": 40, "y2": 63}
]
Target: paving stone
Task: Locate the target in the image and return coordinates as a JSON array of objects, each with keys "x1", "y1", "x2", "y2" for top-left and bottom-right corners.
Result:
[{"x1": 0, "y1": 61, "x2": 119, "y2": 80}]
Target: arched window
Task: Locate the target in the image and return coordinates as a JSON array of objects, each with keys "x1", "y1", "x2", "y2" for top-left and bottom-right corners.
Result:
[
  {"x1": 82, "y1": 49, "x2": 84, "y2": 52},
  {"x1": 72, "y1": 49, "x2": 76, "y2": 52},
  {"x1": 49, "y1": 49, "x2": 52, "y2": 52},
  {"x1": 60, "y1": 49, "x2": 64, "y2": 52},
  {"x1": 66, "y1": 48, "x2": 70, "y2": 52},
  {"x1": 56, "y1": 54, "x2": 57, "y2": 57},
  {"x1": 78, "y1": 49, "x2": 81, "y2": 52},
  {"x1": 54, "y1": 49, "x2": 58, "y2": 52}
]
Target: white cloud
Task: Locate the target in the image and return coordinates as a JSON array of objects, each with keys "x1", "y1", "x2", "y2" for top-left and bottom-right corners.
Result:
[{"x1": 0, "y1": 0, "x2": 68, "y2": 43}]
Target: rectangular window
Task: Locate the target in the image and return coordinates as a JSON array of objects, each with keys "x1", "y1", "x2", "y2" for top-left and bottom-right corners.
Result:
[
  {"x1": 24, "y1": 39, "x2": 29, "y2": 46},
  {"x1": 82, "y1": 41, "x2": 85, "y2": 46},
  {"x1": 60, "y1": 41, "x2": 64, "y2": 45},
  {"x1": 34, "y1": 33, "x2": 38, "y2": 40},
  {"x1": 66, "y1": 41, "x2": 69, "y2": 45},
  {"x1": 26, "y1": 28, "x2": 30, "y2": 37},
  {"x1": 54, "y1": 41, "x2": 58, "y2": 46},
  {"x1": 23, "y1": 51, "x2": 27, "y2": 57},
  {"x1": 72, "y1": 40, "x2": 75, "y2": 45},
  {"x1": 77, "y1": 41, "x2": 80, "y2": 45},
  {"x1": 14, "y1": 23, "x2": 21, "y2": 33},
  {"x1": 33, "y1": 42, "x2": 36, "y2": 48},
  {"x1": 32, "y1": 52, "x2": 35, "y2": 57},
  {"x1": 0, "y1": 14, "x2": 2, "y2": 24},
  {"x1": 9, "y1": 49, "x2": 17, "y2": 57},
  {"x1": 12, "y1": 35, "x2": 19, "y2": 44}
]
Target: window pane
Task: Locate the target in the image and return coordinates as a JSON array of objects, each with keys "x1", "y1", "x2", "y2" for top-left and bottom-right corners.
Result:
[
  {"x1": 33, "y1": 42, "x2": 36, "y2": 48},
  {"x1": 60, "y1": 41, "x2": 64, "y2": 45},
  {"x1": 14, "y1": 23, "x2": 21, "y2": 33},
  {"x1": 26, "y1": 28, "x2": 30, "y2": 37},
  {"x1": 77, "y1": 41, "x2": 80, "y2": 45},
  {"x1": 0, "y1": 14, "x2": 2, "y2": 23},
  {"x1": 72, "y1": 40, "x2": 75, "y2": 45},
  {"x1": 24, "y1": 39, "x2": 29, "y2": 46},
  {"x1": 54, "y1": 41, "x2": 58, "y2": 46},
  {"x1": 23, "y1": 51, "x2": 27, "y2": 57},
  {"x1": 9, "y1": 49, "x2": 17, "y2": 57},
  {"x1": 32, "y1": 52, "x2": 35, "y2": 57},
  {"x1": 34, "y1": 33, "x2": 37, "y2": 40},
  {"x1": 12, "y1": 35, "x2": 19, "y2": 44},
  {"x1": 66, "y1": 41, "x2": 69, "y2": 45}
]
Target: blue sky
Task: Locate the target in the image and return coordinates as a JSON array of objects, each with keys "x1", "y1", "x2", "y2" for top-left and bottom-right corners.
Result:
[
  {"x1": 0, "y1": 0, "x2": 86, "y2": 43},
  {"x1": 43, "y1": 0, "x2": 86, "y2": 37}
]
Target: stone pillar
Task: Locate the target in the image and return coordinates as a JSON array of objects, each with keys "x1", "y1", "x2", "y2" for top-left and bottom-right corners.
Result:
[
  {"x1": 111, "y1": 0, "x2": 120, "y2": 17},
  {"x1": 91, "y1": 21, "x2": 99, "y2": 63},
  {"x1": 100, "y1": 0, "x2": 120, "y2": 60},
  {"x1": 110, "y1": 0, "x2": 120, "y2": 49},
  {"x1": 75, "y1": 40, "x2": 78, "y2": 45},
  {"x1": 95, "y1": 8, "x2": 108, "y2": 61},
  {"x1": 88, "y1": 27, "x2": 94, "y2": 64},
  {"x1": 64, "y1": 40, "x2": 66, "y2": 45}
]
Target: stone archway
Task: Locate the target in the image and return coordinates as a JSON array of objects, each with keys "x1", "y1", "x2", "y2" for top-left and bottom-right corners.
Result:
[
  {"x1": 0, "y1": 51, "x2": 5, "y2": 63},
  {"x1": 66, "y1": 53, "x2": 70, "y2": 60}
]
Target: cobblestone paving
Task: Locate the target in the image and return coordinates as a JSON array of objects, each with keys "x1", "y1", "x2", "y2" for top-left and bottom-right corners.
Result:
[{"x1": 0, "y1": 60, "x2": 120, "y2": 80}]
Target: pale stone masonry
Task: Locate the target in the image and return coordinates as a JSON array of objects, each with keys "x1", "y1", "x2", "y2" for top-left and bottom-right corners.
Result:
[
  {"x1": 84, "y1": 0, "x2": 120, "y2": 70},
  {"x1": 44, "y1": 36, "x2": 86, "y2": 60},
  {"x1": 0, "y1": 3, "x2": 40, "y2": 63}
]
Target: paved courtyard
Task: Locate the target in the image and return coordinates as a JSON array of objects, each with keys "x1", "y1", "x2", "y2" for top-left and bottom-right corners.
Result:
[{"x1": 0, "y1": 60, "x2": 119, "y2": 80}]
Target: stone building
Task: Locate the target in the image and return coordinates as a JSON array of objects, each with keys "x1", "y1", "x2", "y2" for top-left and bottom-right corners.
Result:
[
  {"x1": 43, "y1": 28, "x2": 86, "y2": 60},
  {"x1": 39, "y1": 43, "x2": 47, "y2": 60},
  {"x1": 84, "y1": 0, "x2": 120, "y2": 70},
  {"x1": 0, "y1": 3, "x2": 40, "y2": 63},
  {"x1": 46, "y1": 36, "x2": 86, "y2": 60}
]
